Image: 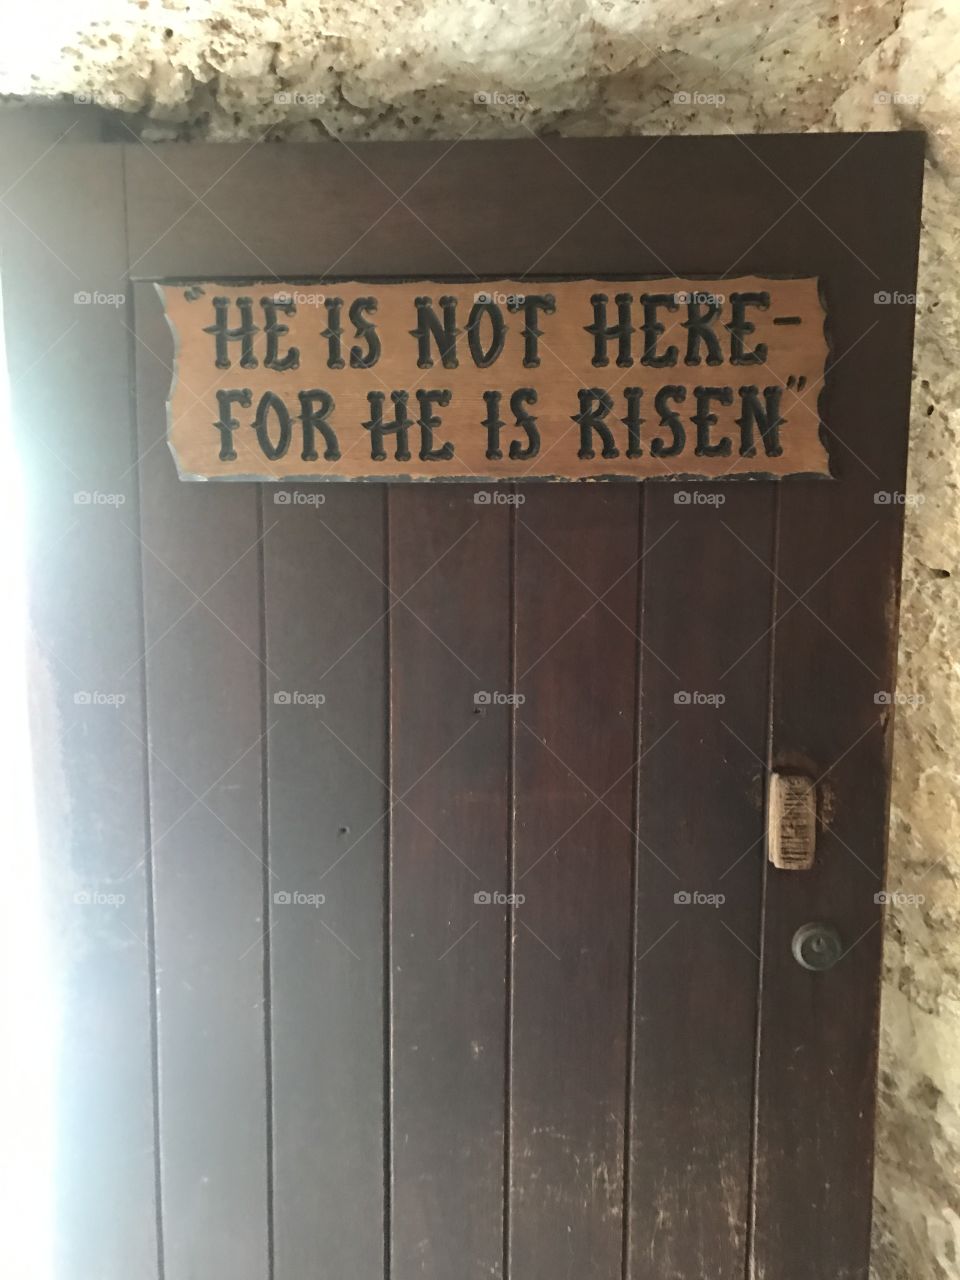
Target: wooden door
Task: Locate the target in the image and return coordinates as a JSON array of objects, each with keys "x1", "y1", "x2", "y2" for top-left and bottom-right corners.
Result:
[{"x1": 1, "y1": 116, "x2": 923, "y2": 1280}]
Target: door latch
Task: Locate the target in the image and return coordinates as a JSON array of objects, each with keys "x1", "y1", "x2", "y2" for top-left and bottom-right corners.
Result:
[{"x1": 767, "y1": 771, "x2": 817, "y2": 871}]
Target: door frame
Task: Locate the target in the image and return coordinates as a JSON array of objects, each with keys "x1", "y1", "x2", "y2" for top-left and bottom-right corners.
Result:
[{"x1": 0, "y1": 109, "x2": 924, "y2": 1279}]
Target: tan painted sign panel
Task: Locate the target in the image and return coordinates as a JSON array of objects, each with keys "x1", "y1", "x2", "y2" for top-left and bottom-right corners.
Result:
[{"x1": 159, "y1": 278, "x2": 830, "y2": 482}]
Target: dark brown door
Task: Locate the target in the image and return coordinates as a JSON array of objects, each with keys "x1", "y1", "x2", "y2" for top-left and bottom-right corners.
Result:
[{"x1": 1, "y1": 117, "x2": 923, "y2": 1280}]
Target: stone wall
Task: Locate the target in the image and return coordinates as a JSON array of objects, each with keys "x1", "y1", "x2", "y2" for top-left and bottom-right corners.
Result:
[{"x1": 2, "y1": 3, "x2": 957, "y2": 1275}]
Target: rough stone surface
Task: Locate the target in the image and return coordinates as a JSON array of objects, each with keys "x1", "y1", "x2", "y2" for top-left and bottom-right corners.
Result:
[{"x1": 1, "y1": 3, "x2": 957, "y2": 1277}]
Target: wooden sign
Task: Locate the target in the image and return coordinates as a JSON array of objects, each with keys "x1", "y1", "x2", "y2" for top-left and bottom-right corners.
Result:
[{"x1": 159, "y1": 277, "x2": 830, "y2": 482}]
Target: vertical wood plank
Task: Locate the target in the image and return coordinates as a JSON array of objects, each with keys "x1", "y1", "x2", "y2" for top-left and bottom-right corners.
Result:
[
  {"x1": 753, "y1": 488, "x2": 897, "y2": 1280},
  {"x1": 751, "y1": 137, "x2": 924, "y2": 1280},
  {"x1": 627, "y1": 483, "x2": 775, "y2": 1279},
  {"x1": 134, "y1": 284, "x2": 270, "y2": 1280},
  {"x1": 753, "y1": 310, "x2": 920, "y2": 1278},
  {"x1": 263, "y1": 483, "x2": 387, "y2": 1279},
  {"x1": 510, "y1": 486, "x2": 639, "y2": 1278},
  {"x1": 389, "y1": 486, "x2": 511, "y2": 1280},
  {"x1": 0, "y1": 131, "x2": 159, "y2": 1280}
]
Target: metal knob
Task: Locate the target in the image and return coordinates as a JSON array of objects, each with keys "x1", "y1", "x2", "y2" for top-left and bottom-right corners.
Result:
[{"x1": 792, "y1": 922, "x2": 843, "y2": 972}]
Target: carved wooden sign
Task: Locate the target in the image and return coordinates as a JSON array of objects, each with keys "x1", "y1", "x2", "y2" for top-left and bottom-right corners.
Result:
[{"x1": 159, "y1": 277, "x2": 830, "y2": 482}]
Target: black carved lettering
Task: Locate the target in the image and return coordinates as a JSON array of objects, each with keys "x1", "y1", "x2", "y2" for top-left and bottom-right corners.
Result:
[
  {"x1": 298, "y1": 389, "x2": 340, "y2": 462},
  {"x1": 321, "y1": 297, "x2": 345, "y2": 370},
  {"x1": 261, "y1": 296, "x2": 299, "y2": 372},
  {"x1": 416, "y1": 389, "x2": 455, "y2": 461},
  {"x1": 574, "y1": 388, "x2": 619, "y2": 459},
  {"x1": 623, "y1": 386, "x2": 644, "y2": 458},
  {"x1": 728, "y1": 291, "x2": 770, "y2": 365},
  {"x1": 482, "y1": 389, "x2": 505, "y2": 460},
  {"x1": 507, "y1": 294, "x2": 555, "y2": 367},
  {"x1": 410, "y1": 295, "x2": 459, "y2": 369},
  {"x1": 349, "y1": 297, "x2": 381, "y2": 369},
  {"x1": 639, "y1": 293, "x2": 679, "y2": 368},
  {"x1": 651, "y1": 385, "x2": 687, "y2": 457},
  {"x1": 363, "y1": 390, "x2": 413, "y2": 461},
  {"x1": 585, "y1": 293, "x2": 634, "y2": 368},
  {"x1": 204, "y1": 296, "x2": 258, "y2": 369},
  {"x1": 737, "y1": 385, "x2": 785, "y2": 457},
  {"x1": 466, "y1": 300, "x2": 507, "y2": 368},
  {"x1": 254, "y1": 391, "x2": 292, "y2": 461},
  {"x1": 682, "y1": 298, "x2": 724, "y2": 367},
  {"x1": 692, "y1": 385, "x2": 734, "y2": 457},
  {"x1": 213, "y1": 388, "x2": 251, "y2": 461},
  {"x1": 509, "y1": 388, "x2": 540, "y2": 461}
]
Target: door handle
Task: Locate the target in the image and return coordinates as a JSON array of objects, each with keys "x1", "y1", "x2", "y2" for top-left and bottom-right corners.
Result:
[{"x1": 767, "y1": 771, "x2": 817, "y2": 871}]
